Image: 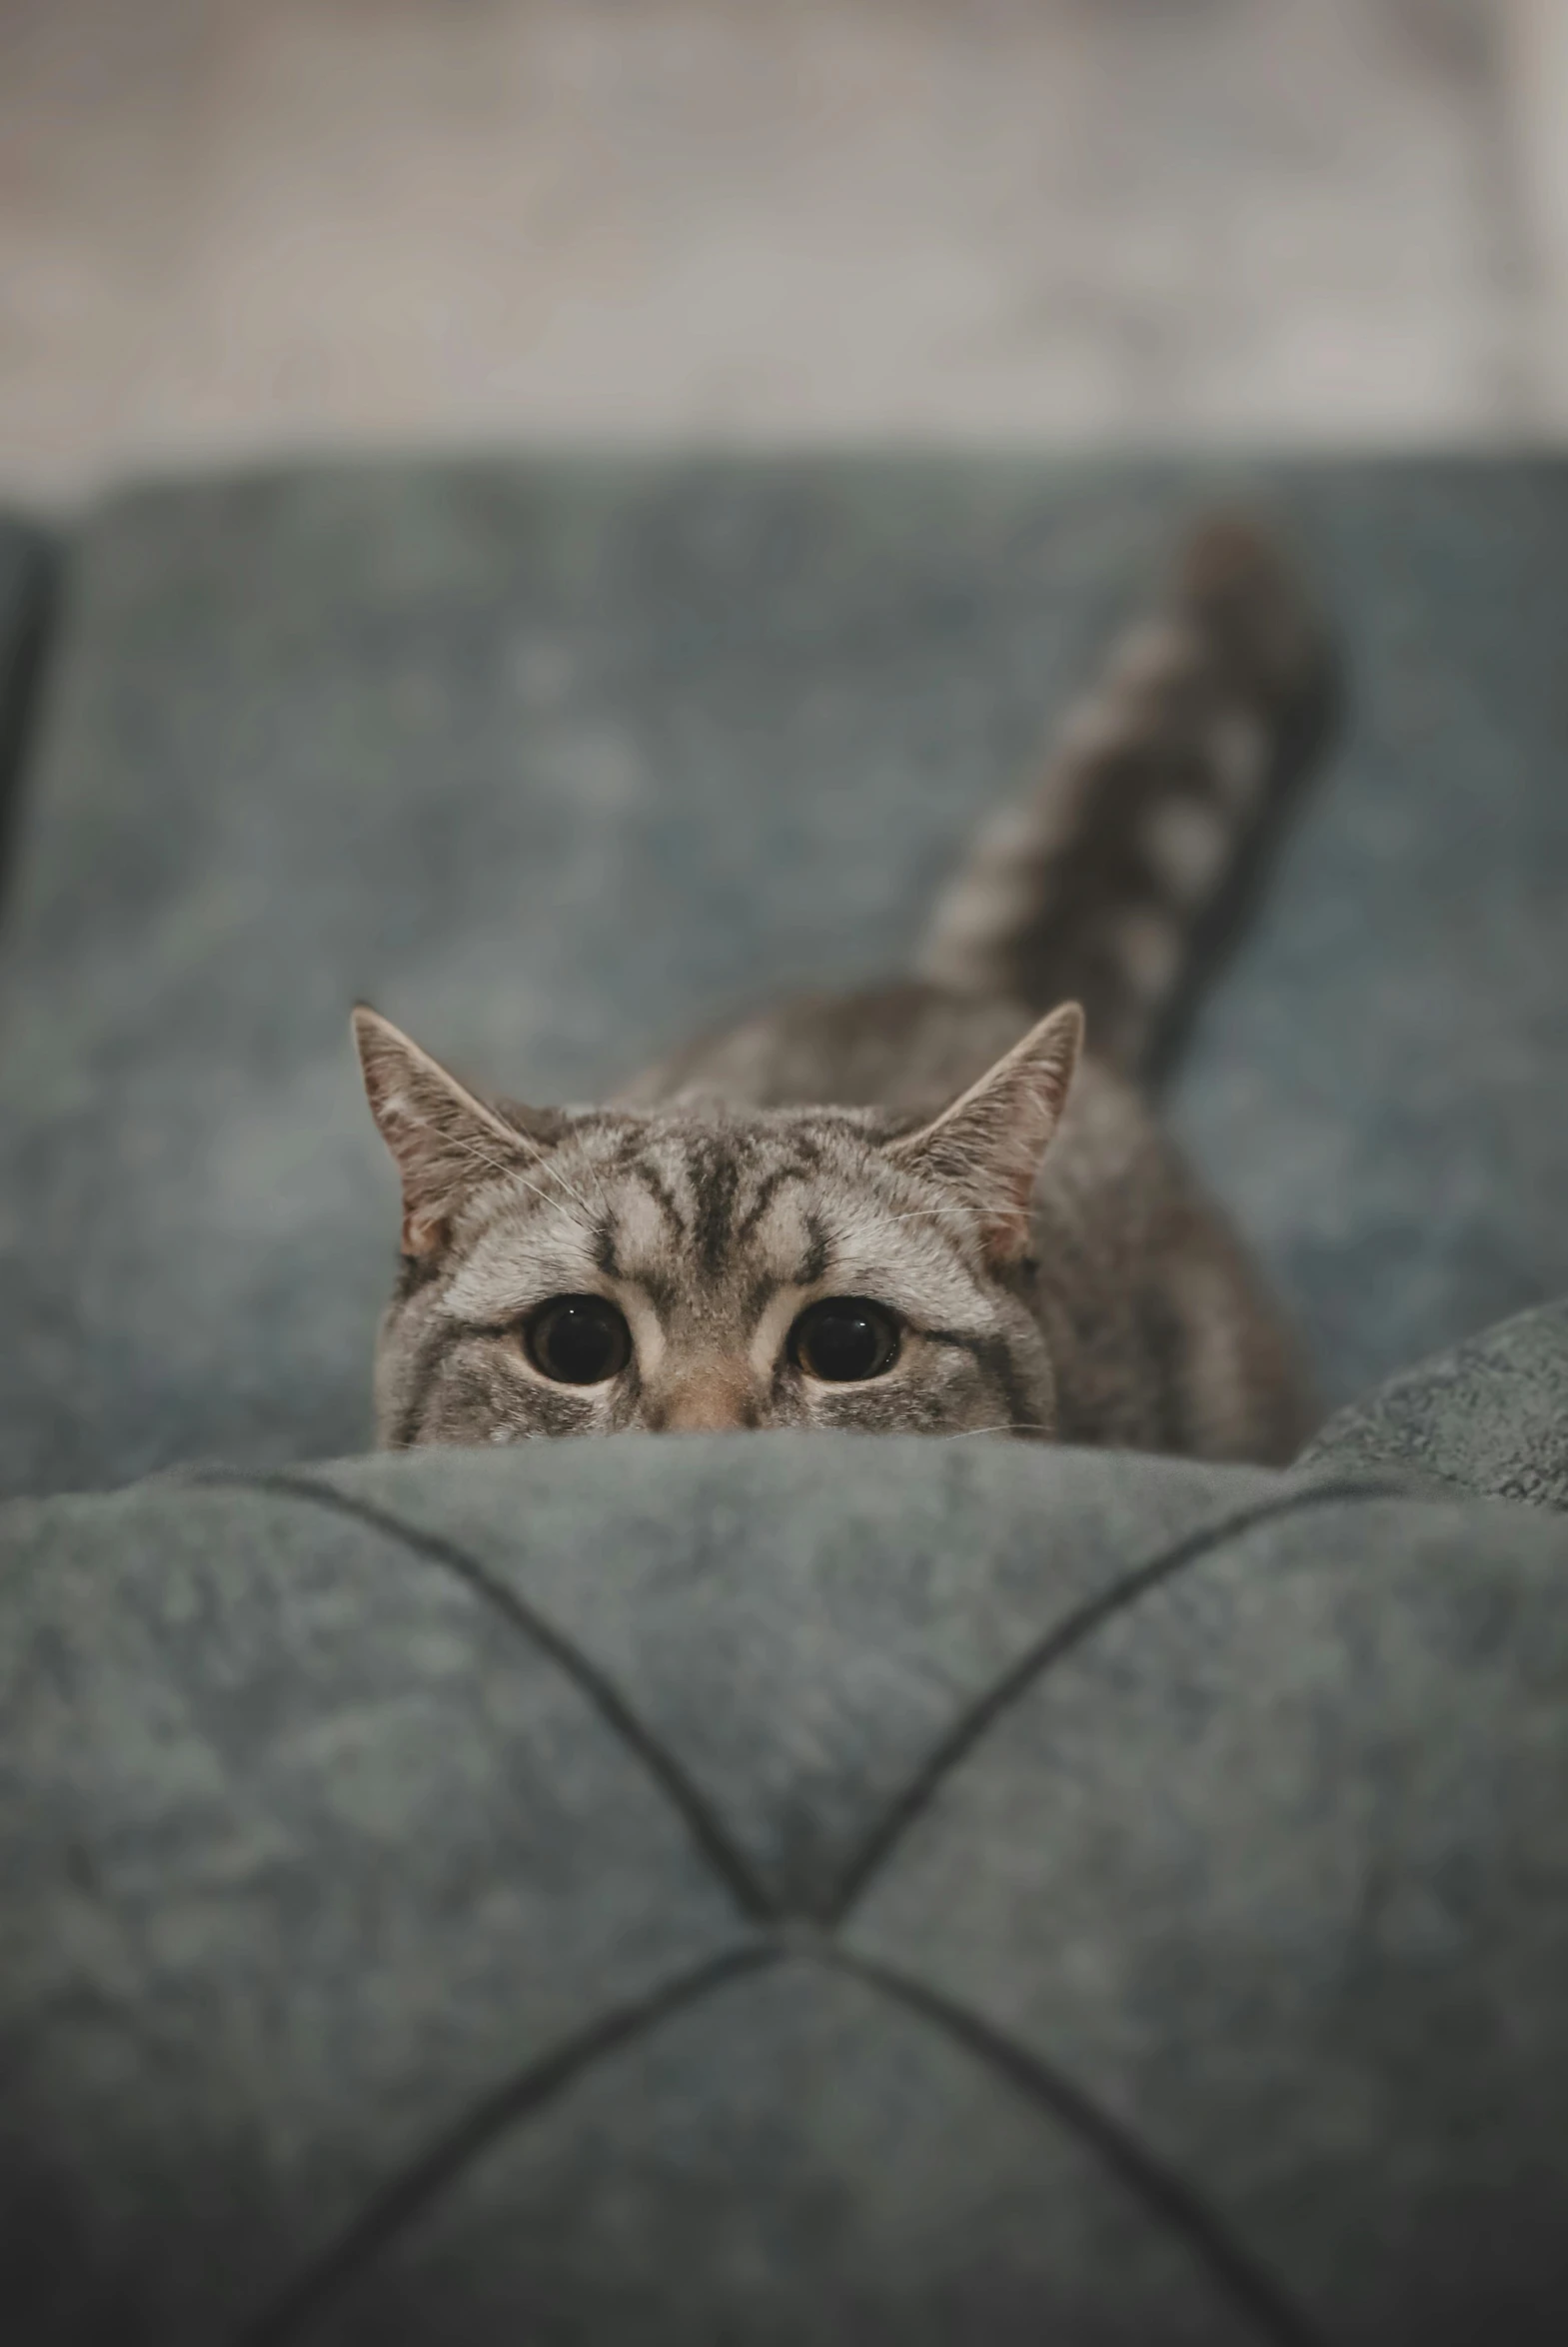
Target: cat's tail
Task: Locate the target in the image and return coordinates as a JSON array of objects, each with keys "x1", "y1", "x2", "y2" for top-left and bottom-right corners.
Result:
[{"x1": 914, "y1": 515, "x2": 1338, "y2": 1083}]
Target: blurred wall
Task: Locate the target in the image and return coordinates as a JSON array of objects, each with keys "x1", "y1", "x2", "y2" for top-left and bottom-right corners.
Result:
[{"x1": 0, "y1": 0, "x2": 1563, "y2": 505}]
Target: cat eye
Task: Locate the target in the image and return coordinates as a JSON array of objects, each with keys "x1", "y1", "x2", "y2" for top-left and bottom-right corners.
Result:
[
  {"x1": 789, "y1": 1296, "x2": 901, "y2": 1384},
  {"x1": 525, "y1": 1294, "x2": 633, "y2": 1385}
]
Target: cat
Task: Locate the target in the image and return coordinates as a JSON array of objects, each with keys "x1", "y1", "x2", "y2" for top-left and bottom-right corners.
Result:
[{"x1": 354, "y1": 515, "x2": 1333, "y2": 1460}]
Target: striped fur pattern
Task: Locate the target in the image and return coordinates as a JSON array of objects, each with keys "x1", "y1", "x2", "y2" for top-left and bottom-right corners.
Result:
[
  {"x1": 918, "y1": 516, "x2": 1334, "y2": 1074},
  {"x1": 357, "y1": 517, "x2": 1332, "y2": 1462}
]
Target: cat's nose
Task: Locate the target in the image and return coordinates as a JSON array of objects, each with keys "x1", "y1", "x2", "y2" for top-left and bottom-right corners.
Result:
[{"x1": 657, "y1": 1365, "x2": 758, "y2": 1431}]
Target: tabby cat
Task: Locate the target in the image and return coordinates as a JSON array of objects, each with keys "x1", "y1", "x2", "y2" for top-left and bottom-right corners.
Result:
[{"x1": 355, "y1": 517, "x2": 1332, "y2": 1459}]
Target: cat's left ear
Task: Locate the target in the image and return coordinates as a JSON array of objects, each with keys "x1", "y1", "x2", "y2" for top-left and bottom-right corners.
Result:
[
  {"x1": 887, "y1": 1002, "x2": 1083, "y2": 1266},
  {"x1": 352, "y1": 1005, "x2": 534, "y2": 1257}
]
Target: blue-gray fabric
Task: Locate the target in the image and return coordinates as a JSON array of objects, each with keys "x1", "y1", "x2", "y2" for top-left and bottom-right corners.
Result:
[
  {"x1": 0, "y1": 460, "x2": 1566, "y2": 1494},
  {"x1": 5, "y1": 1430, "x2": 1568, "y2": 2343},
  {"x1": 1304, "y1": 1294, "x2": 1568, "y2": 1509},
  {"x1": 0, "y1": 512, "x2": 52, "y2": 881}
]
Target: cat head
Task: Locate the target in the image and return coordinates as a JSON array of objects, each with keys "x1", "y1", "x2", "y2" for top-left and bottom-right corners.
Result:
[{"x1": 353, "y1": 1001, "x2": 1082, "y2": 1446}]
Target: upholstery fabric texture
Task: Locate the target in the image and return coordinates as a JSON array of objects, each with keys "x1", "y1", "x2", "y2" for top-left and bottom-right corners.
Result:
[
  {"x1": 5, "y1": 1430, "x2": 1568, "y2": 2345},
  {"x1": 0, "y1": 460, "x2": 1566, "y2": 1494},
  {"x1": 1303, "y1": 1296, "x2": 1568, "y2": 1509},
  {"x1": 0, "y1": 512, "x2": 53, "y2": 883}
]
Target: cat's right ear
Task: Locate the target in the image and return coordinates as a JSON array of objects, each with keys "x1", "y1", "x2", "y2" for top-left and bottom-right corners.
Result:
[
  {"x1": 352, "y1": 1006, "x2": 530, "y2": 1258},
  {"x1": 887, "y1": 1000, "x2": 1082, "y2": 1267}
]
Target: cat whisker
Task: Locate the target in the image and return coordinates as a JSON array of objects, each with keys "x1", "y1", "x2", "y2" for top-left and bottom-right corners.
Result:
[
  {"x1": 536, "y1": 1160, "x2": 604, "y2": 1222},
  {"x1": 480, "y1": 1156, "x2": 599, "y2": 1232},
  {"x1": 446, "y1": 1130, "x2": 604, "y2": 1228},
  {"x1": 523, "y1": 1133, "x2": 619, "y2": 1226},
  {"x1": 940, "y1": 1421, "x2": 1052, "y2": 1440},
  {"x1": 450, "y1": 1128, "x2": 614, "y2": 1228},
  {"x1": 560, "y1": 1150, "x2": 616, "y2": 1223}
]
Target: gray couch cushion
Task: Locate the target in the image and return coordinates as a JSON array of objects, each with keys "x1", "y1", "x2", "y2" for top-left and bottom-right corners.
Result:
[
  {"x1": 5, "y1": 1436, "x2": 1568, "y2": 2343},
  {"x1": 0, "y1": 513, "x2": 52, "y2": 874},
  {"x1": 1303, "y1": 1295, "x2": 1568, "y2": 1510},
  {"x1": 1, "y1": 460, "x2": 1567, "y2": 1496}
]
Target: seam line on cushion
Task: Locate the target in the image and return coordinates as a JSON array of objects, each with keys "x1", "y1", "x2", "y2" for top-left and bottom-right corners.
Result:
[
  {"x1": 192, "y1": 1468, "x2": 776, "y2": 1921},
  {"x1": 820, "y1": 1944, "x2": 1325, "y2": 2347},
  {"x1": 237, "y1": 1938, "x2": 780, "y2": 2347},
  {"x1": 823, "y1": 1476, "x2": 1406, "y2": 1924}
]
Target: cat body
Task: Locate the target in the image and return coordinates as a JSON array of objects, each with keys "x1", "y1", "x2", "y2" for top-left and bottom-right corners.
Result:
[{"x1": 357, "y1": 519, "x2": 1331, "y2": 1462}]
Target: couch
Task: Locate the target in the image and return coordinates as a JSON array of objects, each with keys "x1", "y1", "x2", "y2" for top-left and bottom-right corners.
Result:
[{"x1": 1, "y1": 460, "x2": 1566, "y2": 2341}]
